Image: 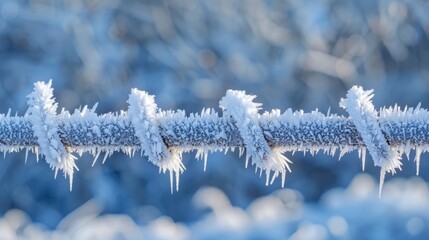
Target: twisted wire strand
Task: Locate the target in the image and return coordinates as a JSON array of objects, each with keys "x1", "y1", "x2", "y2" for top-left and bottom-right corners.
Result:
[
  {"x1": 0, "y1": 81, "x2": 428, "y2": 193},
  {"x1": 26, "y1": 81, "x2": 77, "y2": 190},
  {"x1": 340, "y1": 86, "x2": 402, "y2": 196},
  {"x1": 127, "y1": 88, "x2": 184, "y2": 193},
  {"x1": 219, "y1": 90, "x2": 291, "y2": 187}
]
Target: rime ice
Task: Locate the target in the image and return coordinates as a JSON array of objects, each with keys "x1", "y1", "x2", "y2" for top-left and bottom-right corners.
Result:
[
  {"x1": 220, "y1": 90, "x2": 292, "y2": 187},
  {"x1": 127, "y1": 89, "x2": 184, "y2": 193},
  {"x1": 340, "y1": 86, "x2": 402, "y2": 196},
  {"x1": 27, "y1": 80, "x2": 77, "y2": 191},
  {"x1": 0, "y1": 81, "x2": 427, "y2": 193},
  {"x1": 379, "y1": 103, "x2": 429, "y2": 176}
]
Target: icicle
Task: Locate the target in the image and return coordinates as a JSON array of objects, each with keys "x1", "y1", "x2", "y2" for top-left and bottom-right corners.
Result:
[
  {"x1": 338, "y1": 147, "x2": 348, "y2": 160},
  {"x1": 170, "y1": 171, "x2": 173, "y2": 194},
  {"x1": 196, "y1": 149, "x2": 209, "y2": 172},
  {"x1": 239, "y1": 147, "x2": 245, "y2": 158},
  {"x1": 92, "y1": 149, "x2": 102, "y2": 167},
  {"x1": 102, "y1": 151, "x2": 109, "y2": 164},
  {"x1": 203, "y1": 151, "x2": 208, "y2": 172},
  {"x1": 379, "y1": 168, "x2": 386, "y2": 198},
  {"x1": 176, "y1": 171, "x2": 180, "y2": 192},
  {"x1": 330, "y1": 146, "x2": 337, "y2": 157},
  {"x1": 405, "y1": 141, "x2": 411, "y2": 160},
  {"x1": 35, "y1": 147, "x2": 39, "y2": 162},
  {"x1": 69, "y1": 172, "x2": 74, "y2": 191},
  {"x1": 25, "y1": 148, "x2": 29, "y2": 164},
  {"x1": 281, "y1": 171, "x2": 286, "y2": 188},
  {"x1": 415, "y1": 147, "x2": 422, "y2": 176},
  {"x1": 265, "y1": 170, "x2": 271, "y2": 186},
  {"x1": 224, "y1": 147, "x2": 229, "y2": 155},
  {"x1": 362, "y1": 147, "x2": 366, "y2": 171},
  {"x1": 270, "y1": 172, "x2": 277, "y2": 185}
]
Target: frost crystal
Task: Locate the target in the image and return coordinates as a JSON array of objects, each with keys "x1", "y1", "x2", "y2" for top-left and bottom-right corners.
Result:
[
  {"x1": 27, "y1": 80, "x2": 77, "y2": 191},
  {"x1": 219, "y1": 90, "x2": 291, "y2": 187},
  {"x1": 128, "y1": 89, "x2": 184, "y2": 193},
  {"x1": 340, "y1": 86, "x2": 401, "y2": 196},
  {"x1": 379, "y1": 103, "x2": 429, "y2": 176}
]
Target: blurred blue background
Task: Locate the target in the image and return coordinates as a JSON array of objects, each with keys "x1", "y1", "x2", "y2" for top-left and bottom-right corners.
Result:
[{"x1": 1, "y1": 0, "x2": 429, "y2": 239}]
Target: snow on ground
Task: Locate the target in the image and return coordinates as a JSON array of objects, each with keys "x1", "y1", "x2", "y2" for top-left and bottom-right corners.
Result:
[{"x1": 0, "y1": 174, "x2": 428, "y2": 240}]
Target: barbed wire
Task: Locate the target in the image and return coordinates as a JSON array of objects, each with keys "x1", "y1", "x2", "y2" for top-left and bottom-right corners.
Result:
[{"x1": 1, "y1": 81, "x2": 428, "y2": 195}]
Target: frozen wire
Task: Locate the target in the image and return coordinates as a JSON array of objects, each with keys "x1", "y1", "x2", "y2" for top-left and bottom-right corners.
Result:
[{"x1": 0, "y1": 81, "x2": 428, "y2": 191}]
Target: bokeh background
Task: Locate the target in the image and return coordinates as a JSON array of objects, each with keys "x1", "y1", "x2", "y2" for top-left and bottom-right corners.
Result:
[{"x1": 1, "y1": 0, "x2": 429, "y2": 239}]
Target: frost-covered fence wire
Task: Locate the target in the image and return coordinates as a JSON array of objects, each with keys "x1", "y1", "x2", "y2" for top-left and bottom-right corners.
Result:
[{"x1": 1, "y1": 81, "x2": 428, "y2": 194}]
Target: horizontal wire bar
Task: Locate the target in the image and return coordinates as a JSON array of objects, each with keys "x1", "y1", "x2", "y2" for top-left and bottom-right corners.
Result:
[
  {"x1": 0, "y1": 110, "x2": 427, "y2": 150},
  {"x1": 2, "y1": 81, "x2": 429, "y2": 192}
]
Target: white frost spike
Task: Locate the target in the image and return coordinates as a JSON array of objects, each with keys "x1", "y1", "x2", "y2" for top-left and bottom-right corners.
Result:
[
  {"x1": 340, "y1": 86, "x2": 402, "y2": 196},
  {"x1": 357, "y1": 147, "x2": 366, "y2": 171},
  {"x1": 415, "y1": 147, "x2": 422, "y2": 176},
  {"x1": 92, "y1": 149, "x2": 102, "y2": 167},
  {"x1": 405, "y1": 141, "x2": 412, "y2": 160},
  {"x1": 196, "y1": 149, "x2": 209, "y2": 172},
  {"x1": 220, "y1": 90, "x2": 292, "y2": 187},
  {"x1": 27, "y1": 80, "x2": 77, "y2": 191},
  {"x1": 127, "y1": 89, "x2": 185, "y2": 193},
  {"x1": 25, "y1": 148, "x2": 29, "y2": 164},
  {"x1": 102, "y1": 151, "x2": 110, "y2": 164}
]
